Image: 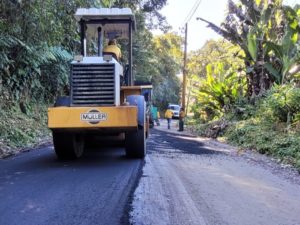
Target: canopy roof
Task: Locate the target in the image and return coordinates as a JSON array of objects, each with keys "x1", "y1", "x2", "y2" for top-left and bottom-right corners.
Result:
[
  {"x1": 75, "y1": 8, "x2": 135, "y2": 40},
  {"x1": 75, "y1": 8, "x2": 134, "y2": 21}
]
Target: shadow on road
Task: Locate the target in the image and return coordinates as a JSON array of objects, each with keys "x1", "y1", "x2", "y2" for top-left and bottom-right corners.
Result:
[
  {"x1": 148, "y1": 128, "x2": 225, "y2": 156},
  {"x1": 4, "y1": 144, "x2": 139, "y2": 173}
]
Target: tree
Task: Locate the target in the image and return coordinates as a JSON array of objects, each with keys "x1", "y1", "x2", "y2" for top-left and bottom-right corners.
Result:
[
  {"x1": 115, "y1": 0, "x2": 170, "y2": 31},
  {"x1": 0, "y1": 0, "x2": 99, "y2": 104},
  {"x1": 198, "y1": 0, "x2": 300, "y2": 100},
  {"x1": 151, "y1": 33, "x2": 183, "y2": 109},
  {"x1": 265, "y1": 4, "x2": 300, "y2": 84},
  {"x1": 187, "y1": 40, "x2": 246, "y2": 120},
  {"x1": 132, "y1": 12, "x2": 160, "y2": 83}
]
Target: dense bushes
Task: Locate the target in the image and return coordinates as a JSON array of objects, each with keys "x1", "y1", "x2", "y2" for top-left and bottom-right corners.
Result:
[
  {"x1": 225, "y1": 85, "x2": 300, "y2": 170},
  {"x1": 0, "y1": 0, "x2": 80, "y2": 105},
  {"x1": 263, "y1": 85, "x2": 300, "y2": 124},
  {"x1": 0, "y1": 38, "x2": 72, "y2": 104}
]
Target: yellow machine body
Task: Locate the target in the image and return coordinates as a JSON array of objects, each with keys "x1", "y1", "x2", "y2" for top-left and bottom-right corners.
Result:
[
  {"x1": 48, "y1": 106, "x2": 138, "y2": 130},
  {"x1": 48, "y1": 85, "x2": 152, "y2": 131}
]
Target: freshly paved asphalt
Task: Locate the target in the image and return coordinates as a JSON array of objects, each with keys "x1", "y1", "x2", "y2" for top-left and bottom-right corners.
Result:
[{"x1": 0, "y1": 144, "x2": 142, "y2": 225}]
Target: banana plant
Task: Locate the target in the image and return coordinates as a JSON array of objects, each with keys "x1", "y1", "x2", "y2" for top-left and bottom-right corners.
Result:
[
  {"x1": 264, "y1": 5, "x2": 300, "y2": 84},
  {"x1": 194, "y1": 62, "x2": 246, "y2": 118},
  {"x1": 198, "y1": 0, "x2": 299, "y2": 98}
]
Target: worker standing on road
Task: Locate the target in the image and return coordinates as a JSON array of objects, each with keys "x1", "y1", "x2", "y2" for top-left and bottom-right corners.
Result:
[
  {"x1": 156, "y1": 111, "x2": 160, "y2": 126},
  {"x1": 103, "y1": 39, "x2": 122, "y2": 60},
  {"x1": 164, "y1": 107, "x2": 173, "y2": 129},
  {"x1": 178, "y1": 107, "x2": 185, "y2": 132}
]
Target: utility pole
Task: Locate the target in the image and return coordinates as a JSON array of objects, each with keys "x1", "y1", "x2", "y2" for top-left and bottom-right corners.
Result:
[{"x1": 182, "y1": 23, "x2": 188, "y2": 110}]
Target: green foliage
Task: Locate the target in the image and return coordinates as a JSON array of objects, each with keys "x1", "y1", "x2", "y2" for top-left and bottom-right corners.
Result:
[
  {"x1": 151, "y1": 33, "x2": 183, "y2": 109},
  {"x1": 223, "y1": 84, "x2": 300, "y2": 170},
  {"x1": 225, "y1": 119, "x2": 300, "y2": 170},
  {"x1": 247, "y1": 30, "x2": 258, "y2": 61},
  {"x1": 196, "y1": 65, "x2": 234, "y2": 119},
  {"x1": 153, "y1": 78, "x2": 181, "y2": 110},
  {"x1": 0, "y1": 37, "x2": 72, "y2": 102},
  {"x1": 133, "y1": 12, "x2": 159, "y2": 83},
  {"x1": 0, "y1": 0, "x2": 86, "y2": 104},
  {"x1": 39, "y1": 46, "x2": 73, "y2": 100},
  {"x1": 226, "y1": 119, "x2": 276, "y2": 154},
  {"x1": 261, "y1": 84, "x2": 300, "y2": 123},
  {"x1": 264, "y1": 4, "x2": 300, "y2": 83},
  {"x1": 189, "y1": 1, "x2": 300, "y2": 171},
  {"x1": 188, "y1": 40, "x2": 246, "y2": 121},
  {"x1": 188, "y1": 1, "x2": 300, "y2": 170},
  {"x1": 100, "y1": 0, "x2": 116, "y2": 7},
  {"x1": 200, "y1": 0, "x2": 300, "y2": 98}
]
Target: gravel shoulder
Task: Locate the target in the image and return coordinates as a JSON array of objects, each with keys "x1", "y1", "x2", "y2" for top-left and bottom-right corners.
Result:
[{"x1": 156, "y1": 119, "x2": 300, "y2": 184}]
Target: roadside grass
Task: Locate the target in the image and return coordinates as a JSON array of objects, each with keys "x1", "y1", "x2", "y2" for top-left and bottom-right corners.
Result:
[
  {"x1": 188, "y1": 117, "x2": 300, "y2": 171},
  {"x1": 225, "y1": 119, "x2": 300, "y2": 170},
  {"x1": 0, "y1": 102, "x2": 50, "y2": 158}
]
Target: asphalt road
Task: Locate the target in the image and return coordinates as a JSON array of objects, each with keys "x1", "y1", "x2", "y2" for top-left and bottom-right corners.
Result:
[
  {"x1": 0, "y1": 144, "x2": 142, "y2": 225},
  {"x1": 1, "y1": 120, "x2": 300, "y2": 225}
]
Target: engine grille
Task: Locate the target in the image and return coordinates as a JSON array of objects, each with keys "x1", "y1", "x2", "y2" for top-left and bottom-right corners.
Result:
[{"x1": 71, "y1": 64, "x2": 115, "y2": 106}]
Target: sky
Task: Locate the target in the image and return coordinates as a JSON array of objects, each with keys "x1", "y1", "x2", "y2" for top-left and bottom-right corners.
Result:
[{"x1": 158, "y1": 0, "x2": 299, "y2": 52}]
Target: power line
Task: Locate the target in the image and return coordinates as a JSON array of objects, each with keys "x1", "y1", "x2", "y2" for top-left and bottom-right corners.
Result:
[
  {"x1": 182, "y1": 0, "x2": 202, "y2": 26},
  {"x1": 181, "y1": 0, "x2": 202, "y2": 110}
]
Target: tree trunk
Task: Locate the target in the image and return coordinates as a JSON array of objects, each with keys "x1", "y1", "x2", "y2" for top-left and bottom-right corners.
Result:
[
  {"x1": 245, "y1": 61, "x2": 254, "y2": 99},
  {"x1": 250, "y1": 40, "x2": 273, "y2": 100}
]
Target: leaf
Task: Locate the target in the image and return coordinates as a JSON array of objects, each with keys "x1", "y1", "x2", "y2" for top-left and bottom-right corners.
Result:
[
  {"x1": 291, "y1": 32, "x2": 298, "y2": 44},
  {"x1": 297, "y1": 8, "x2": 300, "y2": 17},
  {"x1": 262, "y1": 5, "x2": 272, "y2": 24},
  {"x1": 255, "y1": 0, "x2": 262, "y2": 6},
  {"x1": 264, "y1": 63, "x2": 281, "y2": 83},
  {"x1": 247, "y1": 32, "x2": 257, "y2": 61},
  {"x1": 206, "y1": 64, "x2": 214, "y2": 84},
  {"x1": 282, "y1": 29, "x2": 295, "y2": 54},
  {"x1": 265, "y1": 41, "x2": 283, "y2": 58}
]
